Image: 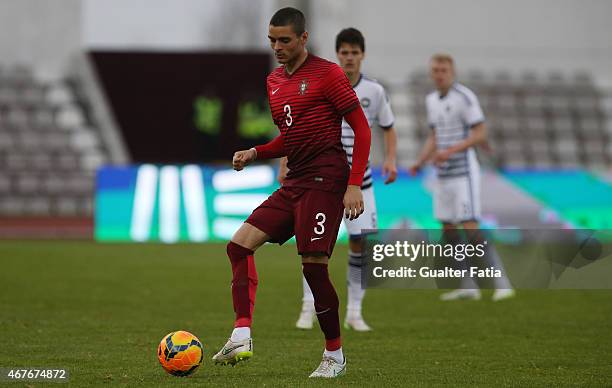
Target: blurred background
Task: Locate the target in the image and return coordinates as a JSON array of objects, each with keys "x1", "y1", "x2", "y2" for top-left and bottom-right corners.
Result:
[{"x1": 0, "y1": 0, "x2": 611, "y2": 241}]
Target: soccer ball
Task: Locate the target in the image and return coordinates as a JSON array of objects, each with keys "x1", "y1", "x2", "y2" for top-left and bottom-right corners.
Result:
[{"x1": 157, "y1": 331, "x2": 204, "y2": 376}]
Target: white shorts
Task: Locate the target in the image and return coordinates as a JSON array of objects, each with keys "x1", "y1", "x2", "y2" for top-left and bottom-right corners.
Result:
[
  {"x1": 344, "y1": 186, "x2": 377, "y2": 237},
  {"x1": 433, "y1": 169, "x2": 481, "y2": 224}
]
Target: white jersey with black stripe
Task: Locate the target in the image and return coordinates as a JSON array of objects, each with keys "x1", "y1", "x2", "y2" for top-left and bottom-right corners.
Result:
[
  {"x1": 426, "y1": 83, "x2": 484, "y2": 179},
  {"x1": 341, "y1": 74, "x2": 395, "y2": 189}
]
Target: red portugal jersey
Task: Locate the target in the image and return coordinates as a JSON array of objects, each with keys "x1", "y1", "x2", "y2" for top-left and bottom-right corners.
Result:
[{"x1": 267, "y1": 54, "x2": 359, "y2": 192}]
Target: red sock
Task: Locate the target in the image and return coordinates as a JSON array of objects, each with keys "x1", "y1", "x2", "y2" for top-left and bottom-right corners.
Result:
[
  {"x1": 227, "y1": 242, "x2": 258, "y2": 327},
  {"x1": 302, "y1": 262, "x2": 341, "y2": 350}
]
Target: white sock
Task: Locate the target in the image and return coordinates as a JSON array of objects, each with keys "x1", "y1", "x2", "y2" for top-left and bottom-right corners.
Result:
[
  {"x1": 302, "y1": 276, "x2": 315, "y2": 308},
  {"x1": 347, "y1": 250, "x2": 365, "y2": 315},
  {"x1": 230, "y1": 327, "x2": 250, "y2": 342},
  {"x1": 324, "y1": 347, "x2": 344, "y2": 364}
]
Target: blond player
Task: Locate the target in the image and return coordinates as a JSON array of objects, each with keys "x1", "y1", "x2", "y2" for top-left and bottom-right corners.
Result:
[{"x1": 411, "y1": 54, "x2": 514, "y2": 301}]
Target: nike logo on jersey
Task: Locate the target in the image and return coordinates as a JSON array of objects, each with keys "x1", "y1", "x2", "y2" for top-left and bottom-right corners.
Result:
[
  {"x1": 272, "y1": 88, "x2": 280, "y2": 95},
  {"x1": 311, "y1": 236, "x2": 324, "y2": 241}
]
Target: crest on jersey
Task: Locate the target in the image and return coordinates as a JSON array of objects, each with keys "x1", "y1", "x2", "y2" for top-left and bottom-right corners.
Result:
[
  {"x1": 361, "y1": 97, "x2": 371, "y2": 108},
  {"x1": 299, "y1": 79, "x2": 308, "y2": 95}
]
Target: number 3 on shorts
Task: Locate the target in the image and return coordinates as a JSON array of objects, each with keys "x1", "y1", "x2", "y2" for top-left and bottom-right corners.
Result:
[{"x1": 314, "y1": 212, "x2": 326, "y2": 235}]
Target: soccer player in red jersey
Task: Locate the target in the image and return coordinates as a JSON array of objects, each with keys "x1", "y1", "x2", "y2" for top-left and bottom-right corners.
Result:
[{"x1": 211, "y1": 7, "x2": 372, "y2": 378}]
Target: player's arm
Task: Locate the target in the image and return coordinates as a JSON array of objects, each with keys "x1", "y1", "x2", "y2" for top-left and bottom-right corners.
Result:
[
  {"x1": 232, "y1": 135, "x2": 286, "y2": 171},
  {"x1": 323, "y1": 65, "x2": 371, "y2": 220},
  {"x1": 411, "y1": 96, "x2": 438, "y2": 175},
  {"x1": 410, "y1": 131, "x2": 437, "y2": 175},
  {"x1": 377, "y1": 87, "x2": 398, "y2": 184},
  {"x1": 381, "y1": 126, "x2": 397, "y2": 184},
  {"x1": 433, "y1": 122, "x2": 486, "y2": 165},
  {"x1": 344, "y1": 106, "x2": 371, "y2": 220}
]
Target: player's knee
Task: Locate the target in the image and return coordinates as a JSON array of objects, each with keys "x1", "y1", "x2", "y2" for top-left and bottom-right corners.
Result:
[
  {"x1": 348, "y1": 235, "x2": 366, "y2": 254},
  {"x1": 301, "y1": 254, "x2": 329, "y2": 265},
  {"x1": 442, "y1": 222, "x2": 458, "y2": 231},
  {"x1": 462, "y1": 220, "x2": 480, "y2": 230},
  {"x1": 442, "y1": 228, "x2": 461, "y2": 245},
  {"x1": 226, "y1": 241, "x2": 251, "y2": 263},
  {"x1": 465, "y1": 229, "x2": 486, "y2": 246},
  {"x1": 230, "y1": 223, "x2": 268, "y2": 251},
  {"x1": 301, "y1": 261, "x2": 329, "y2": 280}
]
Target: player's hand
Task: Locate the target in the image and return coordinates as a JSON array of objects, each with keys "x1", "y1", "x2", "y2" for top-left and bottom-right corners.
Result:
[
  {"x1": 232, "y1": 148, "x2": 257, "y2": 171},
  {"x1": 409, "y1": 163, "x2": 421, "y2": 176},
  {"x1": 479, "y1": 140, "x2": 493, "y2": 154},
  {"x1": 433, "y1": 149, "x2": 453, "y2": 166},
  {"x1": 343, "y1": 185, "x2": 364, "y2": 220},
  {"x1": 382, "y1": 159, "x2": 397, "y2": 184}
]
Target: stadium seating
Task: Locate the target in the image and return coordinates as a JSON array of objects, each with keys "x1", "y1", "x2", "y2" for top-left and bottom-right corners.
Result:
[
  {"x1": 1, "y1": 63, "x2": 609, "y2": 221},
  {"x1": 0, "y1": 64, "x2": 105, "y2": 217}
]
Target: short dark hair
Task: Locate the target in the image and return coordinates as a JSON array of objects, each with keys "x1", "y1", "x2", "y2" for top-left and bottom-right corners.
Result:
[
  {"x1": 335, "y1": 28, "x2": 365, "y2": 52},
  {"x1": 270, "y1": 7, "x2": 306, "y2": 35}
]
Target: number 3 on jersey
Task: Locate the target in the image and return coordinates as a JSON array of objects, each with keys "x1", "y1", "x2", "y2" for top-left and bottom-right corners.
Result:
[
  {"x1": 314, "y1": 212, "x2": 326, "y2": 235},
  {"x1": 284, "y1": 104, "x2": 292, "y2": 127}
]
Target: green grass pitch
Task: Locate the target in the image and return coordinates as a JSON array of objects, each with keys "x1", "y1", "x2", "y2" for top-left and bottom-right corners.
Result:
[{"x1": 1, "y1": 241, "x2": 611, "y2": 387}]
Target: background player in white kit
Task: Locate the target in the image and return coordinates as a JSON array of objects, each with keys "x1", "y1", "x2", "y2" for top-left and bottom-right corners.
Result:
[
  {"x1": 280, "y1": 28, "x2": 398, "y2": 331},
  {"x1": 411, "y1": 54, "x2": 514, "y2": 301}
]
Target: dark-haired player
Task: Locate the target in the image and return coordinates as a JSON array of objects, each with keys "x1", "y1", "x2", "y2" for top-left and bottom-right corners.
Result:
[
  {"x1": 288, "y1": 28, "x2": 397, "y2": 332},
  {"x1": 212, "y1": 7, "x2": 371, "y2": 378}
]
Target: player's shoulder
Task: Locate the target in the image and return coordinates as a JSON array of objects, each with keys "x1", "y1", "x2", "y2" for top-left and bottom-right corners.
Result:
[
  {"x1": 359, "y1": 74, "x2": 386, "y2": 93},
  {"x1": 267, "y1": 65, "x2": 285, "y2": 82},
  {"x1": 451, "y1": 83, "x2": 479, "y2": 105},
  {"x1": 306, "y1": 55, "x2": 341, "y2": 76},
  {"x1": 426, "y1": 90, "x2": 438, "y2": 106},
  {"x1": 308, "y1": 54, "x2": 336, "y2": 68}
]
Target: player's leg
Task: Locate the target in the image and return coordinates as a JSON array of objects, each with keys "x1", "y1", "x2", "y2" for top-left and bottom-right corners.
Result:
[
  {"x1": 298, "y1": 234, "x2": 367, "y2": 332},
  {"x1": 294, "y1": 188, "x2": 346, "y2": 377},
  {"x1": 435, "y1": 178, "x2": 479, "y2": 300},
  {"x1": 296, "y1": 275, "x2": 316, "y2": 329},
  {"x1": 297, "y1": 220, "x2": 316, "y2": 329},
  {"x1": 462, "y1": 221, "x2": 515, "y2": 301},
  {"x1": 213, "y1": 223, "x2": 268, "y2": 365},
  {"x1": 439, "y1": 222, "x2": 482, "y2": 301},
  {"x1": 228, "y1": 223, "x2": 269, "y2": 329},
  {"x1": 298, "y1": 185, "x2": 375, "y2": 331},
  {"x1": 462, "y1": 163, "x2": 514, "y2": 301},
  {"x1": 344, "y1": 236, "x2": 369, "y2": 330},
  {"x1": 302, "y1": 255, "x2": 346, "y2": 377},
  {"x1": 343, "y1": 186, "x2": 376, "y2": 331},
  {"x1": 213, "y1": 189, "x2": 295, "y2": 366}
]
